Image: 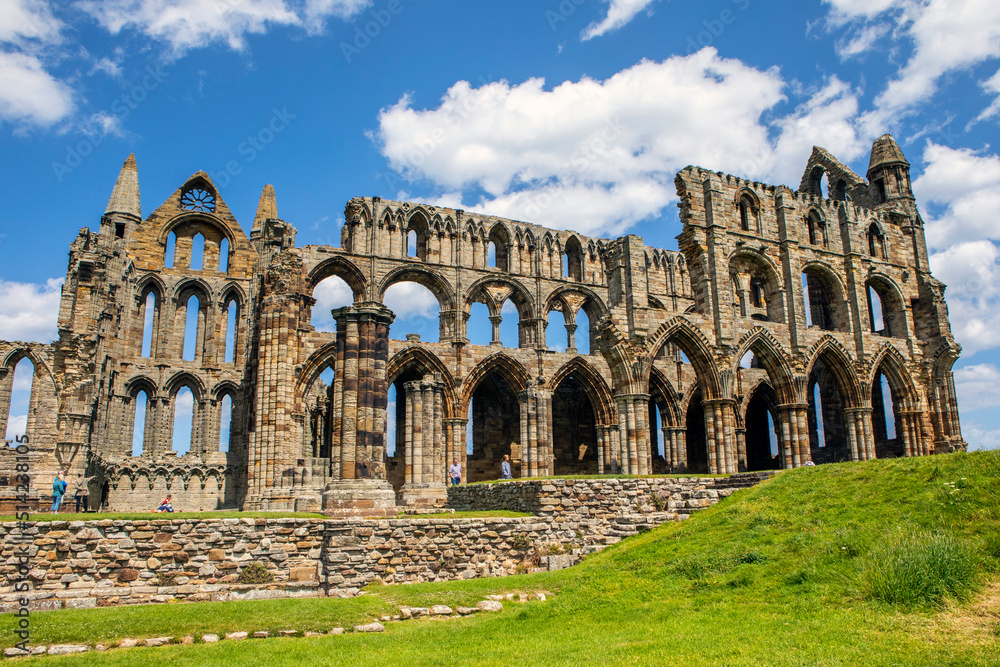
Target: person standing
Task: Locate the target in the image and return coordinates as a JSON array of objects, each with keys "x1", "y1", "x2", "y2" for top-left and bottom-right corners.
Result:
[
  {"x1": 449, "y1": 458, "x2": 462, "y2": 486},
  {"x1": 51, "y1": 472, "x2": 66, "y2": 513},
  {"x1": 73, "y1": 474, "x2": 94, "y2": 513},
  {"x1": 500, "y1": 454, "x2": 512, "y2": 480}
]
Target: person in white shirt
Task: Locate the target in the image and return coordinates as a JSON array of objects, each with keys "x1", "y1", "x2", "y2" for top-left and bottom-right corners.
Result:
[
  {"x1": 448, "y1": 459, "x2": 461, "y2": 485},
  {"x1": 500, "y1": 455, "x2": 512, "y2": 479}
]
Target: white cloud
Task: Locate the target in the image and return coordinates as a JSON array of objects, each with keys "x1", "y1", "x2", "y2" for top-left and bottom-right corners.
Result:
[
  {"x1": 581, "y1": 0, "x2": 658, "y2": 41},
  {"x1": 915, "y1": 142, "x2": 1000, "y2": 249},
  {"x1": 834, "y1": 23, "x2": 889, "y2": 59},
  {"x1": 0, "y1": 2, "x2": 72, "y2": 129},
  {"x1": 4, "y1": 415, "x2": 27, "y2": 443},
  {"x1": 954, "y1": 363, "x2": 1000, "y2": 410},
  {"x1": 311, "y1": 275, "x2": 354, "y2": 332},
  {"x1": 971, "y1": 68, "x2": 1000, "y2": 125},
  {"x1": 0, "y1": 278, "x2": 63, "y2": 343},
  {"x1": 383, "y1": 282, "x2": 439, "y2": 320},
  {"x1": 823, "y1": 0, "x2": 1000, "y2": 133},
  {"x1": 959, "y1": 421, "x2": 1000, "y2": 451},
  {"x1": 917, "y1": 142, "x2": 1000, "y2": 356},
  {"x1": 0, "y1": 0, "x2": 63, "y2": 46},
  {"x1": 0, "y1": 52, "x2": 74, "y2": 128},
  {"x1": 372, "y1": 50, "x2": 862, "y2": 236},
  {"x1": 79, "y1": 0, "x2": 371, "y2": 56}
]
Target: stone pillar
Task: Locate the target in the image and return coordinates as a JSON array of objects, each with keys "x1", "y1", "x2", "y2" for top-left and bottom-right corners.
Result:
[
  {"x1": 489, "y1": 315, "x2": 502, "y2": 347},
  {"x1": 565, "y1": 323, "x2": 578, "y2": 355},
  {"x1": 322, "y1": 303, "x2": 398, "y2": 511},
  {"x1": 703, "y1": 399, "x2": 738, "y2": 474},
  {"x1": 777, "y1": 403, "x2": 810, "y2": 468},
  {"x1": 735, "y1": 427, "x2": 747, "y2": 472},
  {"x1": 399, "y1": 375, "x2": 448, "y2": 507},
  {"x1": 857, "y1": 407, "x2": 874, "y2": 460},
  {"x1": 518, "y1": 387, "x2": 553, "y2": 477},
  {"x1": 615, "y1": 394, "x2": 651, "y2": 475}
]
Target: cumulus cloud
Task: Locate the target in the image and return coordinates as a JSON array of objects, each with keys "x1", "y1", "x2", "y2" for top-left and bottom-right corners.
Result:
[
  {"x1": 581, "y1": 0, "x2": 659, "y2": 41},
  {"x1": 822, "y1": 0, "x2": 1000, "y2": 133},
  {"x1": 954, "y1": 363, "x2": 1000, "y2": 411},
  {"x1": 915, "y1": 143, "x2": 1000, "y2": 249},
  {"x1": 79, "y1": 0, "x2": 371, "y2": 56},
  {"x1": 0, "y1": 1, "x2": 72, "y2": 129},
  {"x1": 971, "y1": 68, "x2": 1000, "y2": 126},
  {"x1": 918, "y1": 142, "x2": 1000, "y2": 356},
  {"x1": 372, "y1": 49, "x2": 862, "y2": 236},
  {"x1": 0, "y1": 52, "x2": 74, "y2": 128},
  {"x1": 311, "y1": 275, "x2": 355, "y2": 332},
  {"x1": 958, "y1": 421, "x2": 1000, "y2": 451},
  {"x1": 0, "y1": 278, "x2": 63, "y2": 343}
]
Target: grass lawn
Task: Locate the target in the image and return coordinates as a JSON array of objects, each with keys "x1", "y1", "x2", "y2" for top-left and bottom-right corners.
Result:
[
  {"x1": 21, "y1": 450, "x2": 1000, "y2": 666},
  {"x1": 0, "y1": 511, "x2": 325, "y2": 523}
]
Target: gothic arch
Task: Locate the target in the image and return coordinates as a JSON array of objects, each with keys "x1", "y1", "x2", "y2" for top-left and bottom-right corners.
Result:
[
  {"x1": 377, "y1": 265, "x2": 457, "y2": 310},
  {"x1": 164, "y1": 371, "x2": 207, "y2": 401},
  {"x1": 867, "y1": 344, "x2": 919, "y2": 411},
  {"x1": 212, "y1": 380, "x2": 241, "y2": 401},
  {"x1": 307, "y1": 256, "x2": 367, "y2": 299},
  {"x1": 458, "y1": 353, "x2": 531, "y2": 414},
  {"x1": 646, "y1": 318, "x2": 722, "y2": 399},
  {"x1": 730, "y1": 327, "x2": 796, "y2": 404},
  {"x1": 548, "y1": 357, "x2": 616, "y2": 426},
  {"x1": 386, "y1": 347, "x2": 457, "y2": 417},
  {"x1": 649, "y1": 366, "x2": 682, "y2": 427},
  {"x1": 543, "y1": 285, "x2": 609, "y2": 320},
  {"x1": 125, "y1": 375, "x2": 158, "y2": 399},
  {"x1": 295, "y1": 341, "x2": 339, "y2": 400},
  {"x1": 172, "y1": 277, "x2": 213, "y2": 302},
  {"x1": 803, "y1": 337, "x2": 861, "y2": 407},
  {"x1": 464, "y1": 275, "x2": 536, "y2": 321}
]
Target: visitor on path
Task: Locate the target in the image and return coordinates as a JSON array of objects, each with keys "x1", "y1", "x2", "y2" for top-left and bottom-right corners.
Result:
[
  {"x1": 449, "y1": 459, "x2": 462, "y2": 486},
  {"x1": 501, "y1": 454, "x2": 512, "y2": 479},
  {"x1": 72, "y1": 474, "x2": 95, "y2": 513},
  {"x1": 50, "y1": 472, "x2": 66, "y2": 513},
  {"x1": 155, "y1": 494, "x2": 175, "y2": 513},
  {"x1": 99, "y1": 480, "x2": 110, "y2": 512}
]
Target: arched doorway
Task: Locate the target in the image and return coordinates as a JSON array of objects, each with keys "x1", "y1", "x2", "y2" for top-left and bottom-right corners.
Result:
[
  {"x1": 744, "y1": 383, "x2": 781, "y2": 471},
  {"x1": 551, "y1": 374, "x2": 599, "y2": 475},
  {"x1": 685, "y1": 387, "x2": 708, "y2": 473}
]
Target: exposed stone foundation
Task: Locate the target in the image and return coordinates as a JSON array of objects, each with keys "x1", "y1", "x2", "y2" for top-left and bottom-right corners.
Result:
[{"x1": 0, "y1": 476, "x2": 756, "y2": 610}]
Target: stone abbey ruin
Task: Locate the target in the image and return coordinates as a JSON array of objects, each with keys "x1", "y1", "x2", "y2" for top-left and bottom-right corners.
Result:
[{"x1": 0, "y1": 135, "x2": 967, "y2": 513}]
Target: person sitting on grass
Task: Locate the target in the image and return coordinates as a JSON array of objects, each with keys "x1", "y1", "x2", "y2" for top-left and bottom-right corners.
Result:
[{"x1": 155, "y1": 494, "x2": 174, "y2": 513}]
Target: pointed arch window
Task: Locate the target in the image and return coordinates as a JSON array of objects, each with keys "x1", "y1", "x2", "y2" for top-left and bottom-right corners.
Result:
[
  {"x1": 868, "y1": 223, "x2": 886, "y2": 259},
  {"x1": 738, "y1": 194, "x2": 757, "y2": 232},
  {"x1": 807, "y1": 211, "x2": 827, "y2": 248}
]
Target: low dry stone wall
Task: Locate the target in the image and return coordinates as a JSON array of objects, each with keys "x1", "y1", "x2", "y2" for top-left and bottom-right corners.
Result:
[
  {"x1": 1, "y1": 477, "x2": 754, "y2": 611},
  {"x1": 447, "y1": 476, "x2": 734, "y2": 517}
]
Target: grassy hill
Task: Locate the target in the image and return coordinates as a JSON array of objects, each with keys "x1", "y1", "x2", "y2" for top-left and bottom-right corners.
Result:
[{"x1": 27, "y1": 450, "x2": 1000, "y2": 666}]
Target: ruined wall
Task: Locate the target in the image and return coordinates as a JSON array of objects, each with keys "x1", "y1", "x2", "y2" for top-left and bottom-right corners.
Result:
[
  {"x1": 0, "y1": 135, "x2": 967, "y2": 513},
  {"x1": 0, "y1": 482, "x2": 738, "y2": 610}
]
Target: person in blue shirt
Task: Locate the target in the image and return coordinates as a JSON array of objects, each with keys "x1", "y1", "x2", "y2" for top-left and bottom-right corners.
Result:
[
  {"x1": 51, "y1": 472, "x2": 67, "y2": 513},
  {"x1": 501, "y1": 454, "x2": 512, "y2": 480}
]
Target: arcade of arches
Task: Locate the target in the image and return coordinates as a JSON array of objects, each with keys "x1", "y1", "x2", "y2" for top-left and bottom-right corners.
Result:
[{"x1": 0, "y1": 137, "x2": 967, "y2": 512}]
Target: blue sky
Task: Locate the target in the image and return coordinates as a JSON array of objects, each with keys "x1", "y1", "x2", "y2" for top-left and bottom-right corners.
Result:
[{"x1": 1, "y1": 0, "x2": 999, "y2": 450}]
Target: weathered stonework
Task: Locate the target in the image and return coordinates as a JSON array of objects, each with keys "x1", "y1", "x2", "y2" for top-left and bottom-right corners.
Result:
[
  {"x1": 0, "y1": 476, "x2": 749, "y2": 610},
  {"x1": 0, "y1": 135, "x2": 965, "y2": 512}
]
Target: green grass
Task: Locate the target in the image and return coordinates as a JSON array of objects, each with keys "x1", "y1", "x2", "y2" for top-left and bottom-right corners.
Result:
[
  {"x1": 0, "y1": 511, "x2": 325, "y2": 523},
  {"x1": 22, "y1": 450, "x2": 1000, "y2": 666}
]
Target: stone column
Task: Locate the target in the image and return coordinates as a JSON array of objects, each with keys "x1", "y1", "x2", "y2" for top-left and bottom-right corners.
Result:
[
  {"x1": 399, "y1": 375, "x2": 448, "y2": 506},
  {"x1": 705, "y1": 399, "x2": 738, "y2": 474},
  {"x1": 518, "y1": 387, "x2": 553, "y2": 477},
  {"x1": 615, "y1": 394, "x2": 651, "y2": 475},
  {"x1": 735, "y1": 427, "x2": 747, "y2": 473},
  {"x1": 489, "y1": 315, "x2": 503, "y2": 347},
  {"x1": 565, "y1": 323, "x2": 578, "y2": 355},
  {"x1": 322, "y1": 303, "x2": 398, "y2": 511}
]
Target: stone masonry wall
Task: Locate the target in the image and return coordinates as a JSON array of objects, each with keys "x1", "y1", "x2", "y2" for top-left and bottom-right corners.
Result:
[
  {"x1": 446, "y1": 477, "x2": 730, "y2": 517},
  {"x1": 0, "y1": 478, "x2": 743, "y2": 611}
]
